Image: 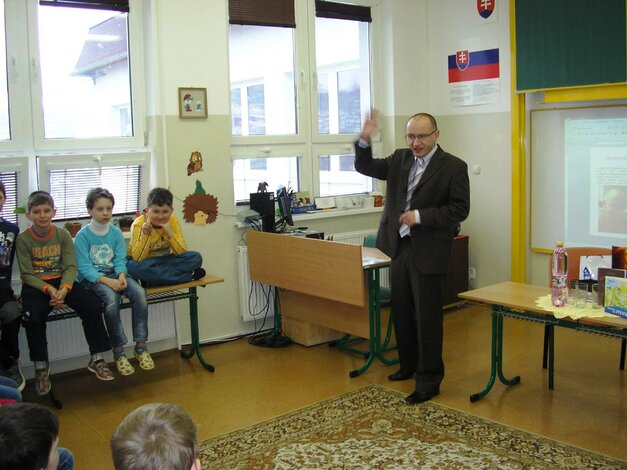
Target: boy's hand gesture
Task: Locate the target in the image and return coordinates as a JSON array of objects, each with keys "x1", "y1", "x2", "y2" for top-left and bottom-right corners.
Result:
[
  {"x1": 141, "y1": 213, "x2": 153, "y2": 236},
  {"x1": 161, "y1": 220, "x2": 174, "y2": 238},
  {"x1": 118, "y1": 272, "x2": 128, "y2": 290},
  {"x1": 48, "y1": 286, "x2": 69, "y2": 308},
  {"x1": 100, "y1": 276, "x2": 125, "y2": 292}
]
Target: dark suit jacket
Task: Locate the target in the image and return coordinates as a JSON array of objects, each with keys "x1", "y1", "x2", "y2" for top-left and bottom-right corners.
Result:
[{"x1": 355, "y1": 142, "x2": 470, "y2": 275}]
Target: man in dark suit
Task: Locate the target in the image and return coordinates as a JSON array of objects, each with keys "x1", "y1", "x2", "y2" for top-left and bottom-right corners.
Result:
[{"x1": 355, "y1": 110, "x2": 470, "y2": 405}]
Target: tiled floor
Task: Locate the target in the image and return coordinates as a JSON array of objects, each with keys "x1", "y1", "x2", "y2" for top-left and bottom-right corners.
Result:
[{"x1": 22, "y1": 303, "x2": 627, "y2": 469}]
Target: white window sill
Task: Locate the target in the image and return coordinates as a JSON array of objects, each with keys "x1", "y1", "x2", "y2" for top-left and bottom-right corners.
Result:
[{"x1": 235, "y1": 206, "x2": 383, "y2": 228}]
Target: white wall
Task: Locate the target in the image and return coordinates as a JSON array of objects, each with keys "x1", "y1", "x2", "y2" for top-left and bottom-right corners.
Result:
[
  {"x1": 378, "y1": 0, "x2": 513, "y2": 288},
  {"x1": 143, "y1": 0, "x2": 515, "y2": 344},
  {"x1": 145, "y1": 0, "x2": 382, "y2": 344}
]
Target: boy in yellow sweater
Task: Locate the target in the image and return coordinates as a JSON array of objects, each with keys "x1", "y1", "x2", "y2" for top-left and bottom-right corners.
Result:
[{"x1": 127, "y1": 188, "x2": 204, "y2": 286}]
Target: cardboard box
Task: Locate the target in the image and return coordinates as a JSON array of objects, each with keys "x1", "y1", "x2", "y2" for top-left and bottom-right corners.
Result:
[
  {"x1": 282, "y1": 316, "x2": 344, "y2": 347},
  {"x1": 604, "y1": 276, "x2": 627, "y2": 319}
]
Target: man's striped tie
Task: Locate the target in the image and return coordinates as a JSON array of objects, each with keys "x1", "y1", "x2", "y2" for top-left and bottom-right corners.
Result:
[{"x1": 399, "y1": 157, "x2": 424, "y2": 238}]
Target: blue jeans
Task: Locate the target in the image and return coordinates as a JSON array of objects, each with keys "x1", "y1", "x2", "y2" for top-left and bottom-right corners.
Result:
[
  {"x1": 127, "y1": 251, "x2": 202, "y2": 285},
  {"x1": 58, "y1": 447, "x2": 74, "y2": 470},
  {"x1": 0, "y1": 375, "x2": 21, "y2": 401},
  {"x1": 81, "y1": 277, "x2": 148, "y2": 348}
]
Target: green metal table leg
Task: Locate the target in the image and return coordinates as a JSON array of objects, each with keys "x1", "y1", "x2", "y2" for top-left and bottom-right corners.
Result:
[
  {"x1": 372, "y1": 269, "x2": 398, "y2": 366},
  {"x1": 349, "y1": 268, "x2": 399, "y2": 376},
  {"x1": 349, "y1": 270, "x2": 379, "y2": 377},
  {"x1": 179, "y1": 287, "x2": 215, "y2": 372},
  {"x1": 496, "y1": 311, "x2": 521, "y2": 387},
  {"x1": 470, "y1": 309, "x2": 520, "y2": 402},
  {"x1": 470, "y1": 312, "x2": 499, "y2": 402}
]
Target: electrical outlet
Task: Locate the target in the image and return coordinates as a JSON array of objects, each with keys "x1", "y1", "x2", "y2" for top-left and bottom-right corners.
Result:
[{"x1": 468, "y1": 267, "x2": 476, "y2": 280}]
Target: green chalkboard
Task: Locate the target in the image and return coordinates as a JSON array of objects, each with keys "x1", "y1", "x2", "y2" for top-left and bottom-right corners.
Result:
[{"x1": 516, "y1": 0, "x2": 626, "y2": 91}]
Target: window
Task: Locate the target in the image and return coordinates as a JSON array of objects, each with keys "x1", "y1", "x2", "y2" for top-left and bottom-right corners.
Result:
[
  {"x1": 233, "y1": 156, "x2": 299, "y2": 202},
  {"x1": 229, "y1": 25, "x2": 297, "y2": 137},
  {"x1": 1, "y1": 0, "x2": 143, "y2": 153},
  {"x1": 37, "y1": 4, "x2": 132, "y2": 140},
  {"x1": 0, "y1": 171, "x2": 18, "y2": 224},
  {"x1": 0, "y1": 0, "x2": 145, "y2": 223},
  {"x1": 318, "y1": 153, "x2": 373, "y2": 197},
  {"x1": 320, "y1": 155, "x2": 330, "y2": 171},
  {"x1": 38, "y1": 152, "x2": 148, "y2": 221},
  {"x1": 315, "y1": 16, "x2": 370, "y2": 135},
  {"x1": 231, "y1": 89, "x2": 242, "y2": 136},
  {"x1": 229, "y1": 0, "x2": 377, "y2": 203},
  {"x1": 0, "y1": 0, "x2": 9, "y2": 141}
]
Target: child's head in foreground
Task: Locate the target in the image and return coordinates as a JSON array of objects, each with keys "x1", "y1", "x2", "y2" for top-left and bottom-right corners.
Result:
[
  {"x1": 0, "y1": 402, "x2": 61, "y2": 470},
  {"x1": 111, "y1": 402, "x2": 200, "y2": 470}
]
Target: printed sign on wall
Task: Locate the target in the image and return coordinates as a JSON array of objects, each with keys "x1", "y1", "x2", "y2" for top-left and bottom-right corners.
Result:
[{"x1": 448, "y1": 48, "x2": 500, "y2": 106}]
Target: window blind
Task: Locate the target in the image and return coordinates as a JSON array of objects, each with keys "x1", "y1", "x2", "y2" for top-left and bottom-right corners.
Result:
[
  {"x1": 0, "y1": 172, "x2": 18, "y2": 225},
  {"x1": 39, "y1": 0, "x2": 129, "y2": 12},
  {"x1": 315, "y1": 1, "x2": 371, "y2": 23},
  {"x1": 48, "y1": 165, "x2": 141, "y2": 220},
  {"x1": 229, "y1": 0, "x2": 295, "y2": 28}
]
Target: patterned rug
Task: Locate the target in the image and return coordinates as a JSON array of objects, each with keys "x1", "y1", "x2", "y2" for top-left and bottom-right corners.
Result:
[{"x1": 199, "y1": 385, "x2": 625, "y2": 469}]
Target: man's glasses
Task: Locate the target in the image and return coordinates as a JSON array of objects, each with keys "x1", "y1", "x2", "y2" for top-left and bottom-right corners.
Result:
[{"x1": 405, "y1": 129, "x2": 437, "y2": 143}]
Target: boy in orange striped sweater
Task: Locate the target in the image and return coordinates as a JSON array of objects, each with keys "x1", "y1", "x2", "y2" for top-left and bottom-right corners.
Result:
[{"x1": 16, "y1": 191, "x2": 113, "y2": 396}]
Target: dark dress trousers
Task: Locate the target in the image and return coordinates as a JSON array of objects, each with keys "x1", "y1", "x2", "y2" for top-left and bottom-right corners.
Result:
[{"x1": 355, "y1": 142, "x2": 470, "y2": 393}]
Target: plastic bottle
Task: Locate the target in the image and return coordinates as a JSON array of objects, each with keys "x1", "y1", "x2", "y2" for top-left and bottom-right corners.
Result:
[{"x1": 551, "y1": 241, "x2": 568, "y2": 307}]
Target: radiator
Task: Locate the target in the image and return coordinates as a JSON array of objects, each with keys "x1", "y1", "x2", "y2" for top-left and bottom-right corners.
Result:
[
  {"x1": 16, "y1": 302, "x2": 176, "y2": 366},
  {"x1": 329, "y1": 230, "x2": 390, "y2": 289},
  {"x1": 236, "y1": 230, "x2": 390, "y2": 323},
  {"x1": 329, "y1": 229, "x2": 377, "y2": 246}
]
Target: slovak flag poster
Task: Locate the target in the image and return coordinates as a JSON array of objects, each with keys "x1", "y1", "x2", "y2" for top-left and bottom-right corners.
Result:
[
  {"x1": 448, "y1": 48, "x2": 499, "y2": 83},
  {"x1": 448, "y1": 48, "x2": 500, "y2": 106}
]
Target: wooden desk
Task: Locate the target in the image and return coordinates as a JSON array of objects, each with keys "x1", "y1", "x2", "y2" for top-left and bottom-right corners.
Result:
[
  {"x1": 247, "y1": 231, "x2": 396, "y2": 376},
  {"x1": 459, "y1": 282, "x2": 627, "y2": 402}
]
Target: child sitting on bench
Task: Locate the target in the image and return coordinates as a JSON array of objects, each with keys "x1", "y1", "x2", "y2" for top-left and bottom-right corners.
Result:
[
  {"x1": 127, "y1": 188, "x2": 204, "y2": 286},
  {"x1": 75, "y1": 188, "x2": 153, "y2": 375},
  {"x1": 16, "y1": 191, "x2": 113, "y2": 396}
]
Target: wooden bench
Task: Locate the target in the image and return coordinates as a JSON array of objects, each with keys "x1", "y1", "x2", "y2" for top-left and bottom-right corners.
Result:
[{"x1": 44, "y1": 275, "x2": 224, "y2": 408}]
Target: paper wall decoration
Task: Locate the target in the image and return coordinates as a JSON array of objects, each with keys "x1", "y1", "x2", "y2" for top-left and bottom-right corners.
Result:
[
  {"x1": 187, "y1": 151, "x2": 203, "y2": 176},
  {"x1": 182, "y1": 180, "x2": 218, "y2": 226}
]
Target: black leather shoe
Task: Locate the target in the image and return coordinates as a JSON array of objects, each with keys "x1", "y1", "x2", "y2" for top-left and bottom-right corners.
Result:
[
  {"x1": 387, "y1": 370, "x2": 415, "y2": 381},
  {"x1": 404, "y1": 390, "x2": 439, "y2": 405}
]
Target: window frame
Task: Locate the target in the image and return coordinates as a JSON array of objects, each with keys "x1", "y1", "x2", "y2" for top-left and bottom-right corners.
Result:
[
  {"x1": 14, "y1": 0, "x2": 147, "y2": 152},
  {"x1": 231, "y1": 145, "x2": 307, "y2": 203},
  {"x1": 310, "y1": 141, "x2": 379, "y2": 200},
  {"x1": 0, "y1": 156, "x2": 30, "y2": 226},
  {"x1": 309, "y1": 10, "x2": 374, "y2": 144},
  {"x1": 229, "y1": 0, "x2": 381, "y2": 205},
  {"x1": 36, "y1": 151, "x2": 149, "y2": 221}
]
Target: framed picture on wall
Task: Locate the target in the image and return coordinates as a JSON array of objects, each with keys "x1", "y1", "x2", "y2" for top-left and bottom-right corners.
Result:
[{"x1": 178, "y1": 87, "x2": 208, "y2": 119}]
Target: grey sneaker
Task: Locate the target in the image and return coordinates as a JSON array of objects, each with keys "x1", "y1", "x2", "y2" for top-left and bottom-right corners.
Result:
[
  {"x1": 0, "y1": 358, "x2": 25, "y2": 392},
  {"x1": 35, "y1": 365, "x2": 51, "y2": 396},
  {"x1": 6, "y1": 358, "x2": 25, "y2": 392}
]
